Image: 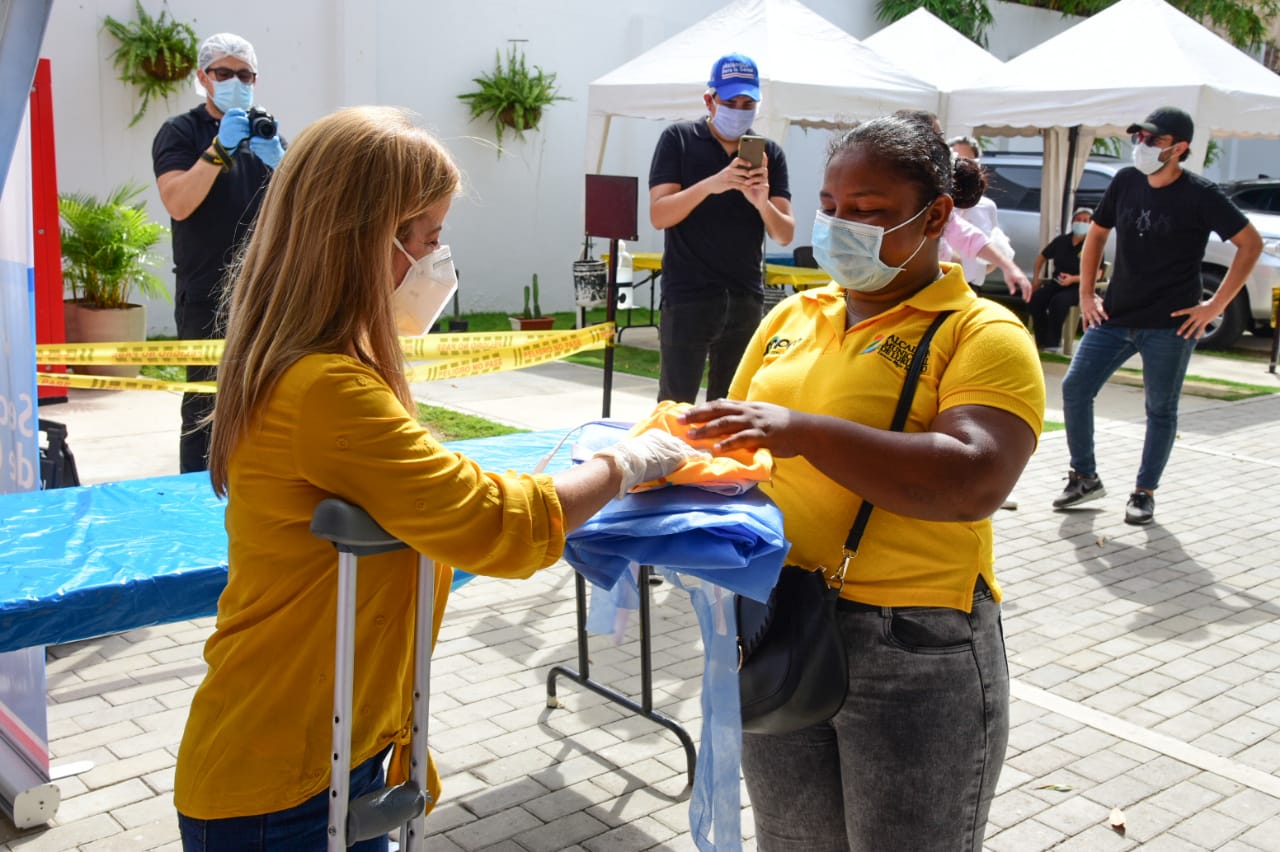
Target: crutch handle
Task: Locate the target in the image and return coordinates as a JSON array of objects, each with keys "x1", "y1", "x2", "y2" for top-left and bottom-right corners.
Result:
[
  {"x1": 311, "y1": 498, "x2": 409, "y2": 556},
  {"x1": 346, "y1": 781, "x2": 429, "y2": 843}
]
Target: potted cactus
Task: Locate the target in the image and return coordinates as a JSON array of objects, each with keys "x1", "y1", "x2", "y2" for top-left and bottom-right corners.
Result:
[{"x1": 509, "y1": 273, "x2": 555, "y2": 330}]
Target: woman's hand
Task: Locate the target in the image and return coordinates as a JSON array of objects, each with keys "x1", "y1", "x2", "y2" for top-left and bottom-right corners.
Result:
[
  {"x1": 678, "y1": 400, "x2": 805, "y2": 457},
  {"x1": 1003, "y1": 264, "x2": 1032, "y2": 301}
]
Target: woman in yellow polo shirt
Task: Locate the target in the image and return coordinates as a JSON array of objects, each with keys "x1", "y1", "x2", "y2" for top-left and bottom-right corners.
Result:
[
  {"x1": 173, "y1": 106, "x2": 694, "y2": 850},
  {"x1": 682, "y1": 116, "x2": 1045, "y2": 850}
]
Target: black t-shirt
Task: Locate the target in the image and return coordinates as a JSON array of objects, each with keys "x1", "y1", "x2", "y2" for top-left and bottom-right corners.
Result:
[
  {"x1": 1040, "y1": 233, "x2": 1084, "y2": 278},
  {"x1": 1092, "y1": 166, "x2": 1248, "y2": 327},
  {"x1": 152, "y1": 103, "x2": 274, "y2": 303},
  {"x1": 648, "y1": 120, "x2": 790, "y2": 305}
]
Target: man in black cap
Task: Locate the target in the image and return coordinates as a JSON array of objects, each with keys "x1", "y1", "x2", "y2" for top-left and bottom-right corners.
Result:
[
  {"x1": 648, "y1": 52, "x2": 794, "y2": 404},
  {"x1": 1053, "y1": 106, "x2": 1261, "y2": 525}
]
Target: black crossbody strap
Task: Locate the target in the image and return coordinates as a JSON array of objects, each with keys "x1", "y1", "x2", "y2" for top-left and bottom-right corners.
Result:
[{"x1": 843, "y1": 310, "x2": 955, "y2": 554}]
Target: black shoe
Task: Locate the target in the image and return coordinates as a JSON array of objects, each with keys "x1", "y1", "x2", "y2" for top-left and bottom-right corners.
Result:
[
  {"x1": 1125, "y1": 490, "x2": 1155, "y2": 525},
  {"x1": 1052, "y1": 471, "x2": 1106, "y2": 508}
]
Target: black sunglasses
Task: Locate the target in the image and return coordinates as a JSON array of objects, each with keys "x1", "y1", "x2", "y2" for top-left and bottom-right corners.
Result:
[
  {"x1": 1130, "y1": 131, "x2": 1171, "y2": 148},
  {"x1": 206, "y1": 66, "x2": 256, "y2": 84}
]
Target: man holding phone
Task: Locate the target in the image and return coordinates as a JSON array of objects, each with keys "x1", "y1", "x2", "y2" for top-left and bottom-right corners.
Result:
[{"x1": 649, "y1": 52, "x2": 794, "y2": 404}]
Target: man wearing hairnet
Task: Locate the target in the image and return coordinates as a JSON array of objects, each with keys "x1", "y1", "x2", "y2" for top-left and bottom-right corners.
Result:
[{"x1": 152, "y1": 33, "x2": 286, "y2": 473}]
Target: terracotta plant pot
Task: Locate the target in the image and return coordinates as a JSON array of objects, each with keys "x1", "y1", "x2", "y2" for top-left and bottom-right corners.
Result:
[
  {"x1": 63, "y1": 300, "x2": 146, "y2": 379},
  {"x1": 498, "y1": 106, "x2": 541, "y2": 130},
  {"x1": 509, "y1": 316, "x2": 555, "y2": 331},
  {"x1": 140, "y1": 55, "x2": 194, "y2": 82}
]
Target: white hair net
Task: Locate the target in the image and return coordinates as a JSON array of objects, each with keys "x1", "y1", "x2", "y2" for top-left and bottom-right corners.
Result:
[
  {"x1": 199, "y1": 33, "x2": 257, "y2": 72},
  {"x1": 194, "y1": 33, "x2": 258, "y2": 97}
]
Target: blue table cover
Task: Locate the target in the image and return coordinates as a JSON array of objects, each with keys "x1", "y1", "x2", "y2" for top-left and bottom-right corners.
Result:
[{"x1": 0, "y1": 429, "x2": 574, "y2": 653}]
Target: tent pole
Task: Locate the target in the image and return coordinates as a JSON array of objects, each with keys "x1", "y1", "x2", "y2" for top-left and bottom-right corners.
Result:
[{"x1": 1061, "y1": 125, "x2": 1079, "y2": 234}]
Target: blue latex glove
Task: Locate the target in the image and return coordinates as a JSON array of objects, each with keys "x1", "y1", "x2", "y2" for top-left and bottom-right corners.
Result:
[
  {"x1": 217, "y1": 108, "x2": 250, "y2": 150},
  {"x1": 249, "y1": 134, "x2": 285, "y2": 168}
]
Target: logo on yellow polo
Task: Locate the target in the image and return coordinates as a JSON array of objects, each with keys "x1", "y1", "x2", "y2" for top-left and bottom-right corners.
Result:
[
  {"x1": 764, "y1": 335, "x2": 797, "y2": 356},
  {"x1": 871, "y1": 333, "x2": 928, "y2": 371}
]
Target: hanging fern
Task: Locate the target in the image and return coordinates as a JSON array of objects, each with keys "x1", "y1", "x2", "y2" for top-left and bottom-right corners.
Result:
[
  {"x1": 457, "y1": 45, "x2": 570, "y2": 156},
  {"x1": 102, "y1": 1, "x2": 199, "y2": 126}
]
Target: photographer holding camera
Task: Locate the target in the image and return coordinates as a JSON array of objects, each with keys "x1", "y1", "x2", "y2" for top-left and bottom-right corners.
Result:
[{"x1": 153, "y1": 32, "x2": 285, "y2": 473}]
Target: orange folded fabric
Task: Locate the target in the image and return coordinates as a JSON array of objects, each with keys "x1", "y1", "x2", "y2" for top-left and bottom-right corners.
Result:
[{"x1": 626, "y1": 400, "x2": 774, "y2": 495}]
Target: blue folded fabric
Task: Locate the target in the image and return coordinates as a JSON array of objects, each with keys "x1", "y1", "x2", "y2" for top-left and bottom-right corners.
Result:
[
  {"x1": 564, "y1": 480, "x2": 788, "y2": 852},
  {"x1": 564, "y1": 486, "x2": 786, "y2": 603}
]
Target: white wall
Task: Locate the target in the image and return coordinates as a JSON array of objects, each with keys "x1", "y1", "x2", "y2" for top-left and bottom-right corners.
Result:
[
  {"x1": 48, "y1": 0, "x2": 1270, "y2": 336},
  {"x1": 45, "y1": 0, "x2": 877, "y2": 333}
]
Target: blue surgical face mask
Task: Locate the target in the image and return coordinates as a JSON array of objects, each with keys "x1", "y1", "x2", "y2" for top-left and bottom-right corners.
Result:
[
  {"x1": 811, "y1": 205, "x2": 932, "y2": 294},
  {"x1": 212, "y1": 78, "x2": 254, "y2": 113},
  {"x1": 710, "y1": 101, "x2": 756, "y2": 140},
  {"x1": 1070, "y1": 220, "x2": 1091, "y2": 238}
]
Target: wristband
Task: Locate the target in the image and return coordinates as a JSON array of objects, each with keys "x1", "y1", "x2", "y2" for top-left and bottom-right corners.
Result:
[
  {"x1": 200, "y1": 149, "x2": 229, "y2": 172},
  {"x1": 211, "y1": 138, "x2": 235, "y2": 168}
]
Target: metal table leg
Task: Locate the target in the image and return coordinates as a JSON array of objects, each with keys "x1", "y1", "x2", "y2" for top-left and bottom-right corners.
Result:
[{"x1": 545, "y1": 566, "x2": 697, "y2": 787}]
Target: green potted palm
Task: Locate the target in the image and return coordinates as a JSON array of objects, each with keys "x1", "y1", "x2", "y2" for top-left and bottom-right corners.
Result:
[
  {"x1": 509, "y1": 274, "x2": 555, "y2": 331},
  {"x1": 457, "y1": 44, "x2": 569, "y2": 156},
  {"x1": 60, "y1": 183, "x2": 169, "y2": 378},
  {"x1": 102, "y1": 1, "x2": 199, "y2": 126}
]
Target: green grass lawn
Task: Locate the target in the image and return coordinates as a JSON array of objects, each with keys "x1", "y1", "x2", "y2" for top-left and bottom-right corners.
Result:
[{"x1": 416, "y1": 403, "x2": 525, "y2": 442}]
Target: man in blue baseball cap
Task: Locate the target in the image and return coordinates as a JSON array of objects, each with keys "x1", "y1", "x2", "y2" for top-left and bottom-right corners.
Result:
[{"x1": 648, "y1": 52, "x2": 795, "y2": 404}]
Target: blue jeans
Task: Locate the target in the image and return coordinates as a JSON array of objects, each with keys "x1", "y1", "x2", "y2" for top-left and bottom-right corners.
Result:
[
  {"x1": 742, "y1": 581, "x2": 1008, "y2": 851},
  {"x1": 178, "y1": 748, "x2": 392, "y2": 851},
  {"x1": 658, "y1": 290, "x2": 763, "y2": 403},
  {"x1": 1061, "y1": 324, "x2": 1196, "y2": 491}
]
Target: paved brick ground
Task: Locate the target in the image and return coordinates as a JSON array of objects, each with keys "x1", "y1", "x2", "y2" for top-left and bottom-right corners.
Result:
[{"x1": 5, "y1": 375, "x2": 1279, "y2": 850}]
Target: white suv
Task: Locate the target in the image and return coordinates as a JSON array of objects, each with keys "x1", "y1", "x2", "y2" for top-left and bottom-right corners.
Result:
[{"x1": 979, "y1": 153, "x2": 1279, "y2": 350}]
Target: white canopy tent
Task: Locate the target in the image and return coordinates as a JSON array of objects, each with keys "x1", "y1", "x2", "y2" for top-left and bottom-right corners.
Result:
[
  {"x1": 584, "y1": 0, "x2": 939, "y2": 173},
  {"x1": 947, "y1": 0, "x2": 1280, "y2": 249},
  {"x1": 862, "y1": 6, "x2": 1003, "y2": 134}
]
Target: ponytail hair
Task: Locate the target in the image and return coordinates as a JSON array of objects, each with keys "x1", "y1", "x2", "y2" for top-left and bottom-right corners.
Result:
[{"x1": 951, "y1": 157, "x2": 987, "y2": 209}]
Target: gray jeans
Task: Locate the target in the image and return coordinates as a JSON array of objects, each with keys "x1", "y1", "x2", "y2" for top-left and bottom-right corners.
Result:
[{"x1": 742, "y1": 582, "x2": 1009, "y2": 851}]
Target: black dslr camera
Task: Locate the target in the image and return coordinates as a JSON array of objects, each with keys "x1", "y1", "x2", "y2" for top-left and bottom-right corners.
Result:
[{"x1": 246, "y1": 106, "x2": 278, "y2": 140}]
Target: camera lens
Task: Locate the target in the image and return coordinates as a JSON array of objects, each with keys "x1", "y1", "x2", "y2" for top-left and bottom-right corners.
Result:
[{"x1": 246, "y1": 107, "x2": 277, "y2": 139}]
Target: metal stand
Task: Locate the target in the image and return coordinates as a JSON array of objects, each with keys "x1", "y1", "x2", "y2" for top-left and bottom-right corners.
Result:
[
  {"x1": 560, "y1": 173, "x2": 694, "y2": 785},
  {"x1": 545, "y1": 567, "x2": 697, "y2": 787}
]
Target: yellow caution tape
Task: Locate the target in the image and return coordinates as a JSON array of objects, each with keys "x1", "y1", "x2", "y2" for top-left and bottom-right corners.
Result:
[
  {"x1": 36, "y1": 339, "x2": 226, "y2": 366},
  {"x1": 405, "y1": 324, "x2": 613, "y2": 383},
  {"x1": 36, "y1": 325, "x2": 615, "y2": 393},
  {"x1": 34, "y1": 372, "x2": 218, "y2": 393},
  {"x1": 35, "y1": 326, "x2": 614, "y2": 365}
]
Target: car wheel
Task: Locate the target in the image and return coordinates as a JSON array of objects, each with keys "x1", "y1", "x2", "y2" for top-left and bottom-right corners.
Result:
[{"x1": 1195, "y1": 267, "x2": 1247, "y2": 350}]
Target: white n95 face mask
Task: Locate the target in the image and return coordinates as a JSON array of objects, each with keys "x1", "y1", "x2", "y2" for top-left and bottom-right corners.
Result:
[
  {"x1": 392, "y1": 241, "x2": 457, "y2": 337},
  {"x1": 1132, "y1": 142, "x2": 1171, "y2": 176},
  {"x1": 811, "y1": 205, "x2": 930, "y2": 294}
]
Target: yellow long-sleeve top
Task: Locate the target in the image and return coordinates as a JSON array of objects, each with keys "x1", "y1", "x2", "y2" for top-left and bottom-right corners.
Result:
[{"x1": 174, "y1": 354, "x2": 565, "y2": 820}]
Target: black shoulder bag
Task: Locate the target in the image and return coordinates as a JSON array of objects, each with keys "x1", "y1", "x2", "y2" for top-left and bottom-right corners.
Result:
[{"x1": 736, "y1": 310, "x2": 955, "y2": 735}]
